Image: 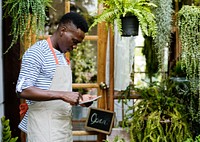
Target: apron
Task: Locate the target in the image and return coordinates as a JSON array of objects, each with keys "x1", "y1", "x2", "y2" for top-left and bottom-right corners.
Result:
[{"x1": 27, "y1": 38, "x2": 73, "y2": 142}]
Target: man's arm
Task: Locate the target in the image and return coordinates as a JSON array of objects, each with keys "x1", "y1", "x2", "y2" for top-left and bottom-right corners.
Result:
[{"x1": 18, "y1": 86, "x2": 80, "y2": 105}]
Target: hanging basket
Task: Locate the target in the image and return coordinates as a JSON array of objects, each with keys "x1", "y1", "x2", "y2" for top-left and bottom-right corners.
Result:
[{"x1": 121, "y1": 15, "x2": 139, "y2": 37}]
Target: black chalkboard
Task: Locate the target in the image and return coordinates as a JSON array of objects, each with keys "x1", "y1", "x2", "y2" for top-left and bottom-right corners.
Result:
[{"x1": 85, "y1": 107, "x2": 115, "y2": 134}]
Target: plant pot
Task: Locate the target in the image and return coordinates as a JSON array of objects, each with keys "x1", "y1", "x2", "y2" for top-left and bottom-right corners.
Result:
[{"x1": 121, "y1": 15, "x2": 139, "y2": 37}]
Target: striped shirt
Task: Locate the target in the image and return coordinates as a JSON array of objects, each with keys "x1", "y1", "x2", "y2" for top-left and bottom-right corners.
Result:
[{"x1": 16, "y1": 39, "x2": 69, "y2": 133}]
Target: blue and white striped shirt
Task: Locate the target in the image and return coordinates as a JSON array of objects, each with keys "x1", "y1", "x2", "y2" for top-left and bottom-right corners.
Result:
[{"x1": 16, "y1": 39, "x2": 69, "y2": 133}]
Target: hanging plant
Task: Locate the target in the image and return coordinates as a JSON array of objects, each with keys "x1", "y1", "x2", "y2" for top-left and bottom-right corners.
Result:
[
  {"x1": 3, "y1": 0, "x2": 54, "y2": 53},
  {"x1": 178, "y1": 6, "x2": 200, "y2": 136},
  {"x1": 89, "y1": 0, "x2": 157, "y2": 38},
  {"x1": 142, "y1": 36, "x2": 159, "y2": 81},
  {"x1": 151, "y1": 0, "x2": 173, "y2": 71},
  {"x1": 177, "y1": 5, "x2": 200, "y2": 95}
]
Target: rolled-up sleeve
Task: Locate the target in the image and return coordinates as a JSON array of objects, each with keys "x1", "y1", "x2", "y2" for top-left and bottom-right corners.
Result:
[{"x1": 16, "y1": 46, "x2": 44, "y2": 93}]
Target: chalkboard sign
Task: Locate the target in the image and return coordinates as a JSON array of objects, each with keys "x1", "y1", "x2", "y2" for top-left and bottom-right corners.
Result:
[{"x1": 85, "y1": 107, "x2": 115, "y2": 134}]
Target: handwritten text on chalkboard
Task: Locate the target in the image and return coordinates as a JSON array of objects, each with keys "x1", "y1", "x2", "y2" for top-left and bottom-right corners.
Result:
[{"x1": 85, "y1": 107, "x2": 115, "y2": 134}]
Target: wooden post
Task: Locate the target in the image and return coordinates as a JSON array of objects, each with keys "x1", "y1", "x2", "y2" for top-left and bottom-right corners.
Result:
[
  {"x1": 65, "y1": 0, "x2": 70, "y2": 13},
  {"x1": 109, "y1": 25, "x2": 114, "y2": 111},
  {"x1": 96, "y1": 2, "x2": 108, "y2": 141},
  {"x1": 65, "y1": 0, "x2": 71, "y2": 59}
]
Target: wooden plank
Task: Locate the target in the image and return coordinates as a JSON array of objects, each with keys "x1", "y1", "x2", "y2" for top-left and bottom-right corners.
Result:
[
  {"x1": 65, "y1": 0, "x2": 70, "y2": 13},
  {"x1": 109, "y1": 26, "x2": 114, "y2": 111},
  {"x1": 85, "y1": 35, "x2": 98, "y2": 40},
  {"x1": 73, "y1": 131, "x2": 97, "y2": 136},
  {"x1": 38, "y1": 35, "x2": 98, "y2": 41},
  {"x1": 97, "y1": 21, "x2": 108, "y2": 109},
  {"x1": 72, "y1": 83, "x2": 99, "y2": 88},
  {"x1": 97, "y1": 3, "x2": 107, "y2": 141}
]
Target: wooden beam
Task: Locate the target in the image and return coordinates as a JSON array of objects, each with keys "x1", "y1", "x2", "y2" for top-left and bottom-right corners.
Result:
[
  {"x1": 109, "y1": 26, "x2": 114, "y2": 111},
  {"x1": 65, "y1": 0, "x2": 70, "y2": 13},
  {"x1": 72, "y1": 83, "x2": 99, "y2": 88},
  {"x1": 38, "y1": 35, "x2": 98, "y2": 41},
  {"x1": 73, "y1": 131, "x2": 98, "y2": 136},
  {"x1": 85, "y1": 35, "x2": 98, "y2": 40},
  {"x1": 97, "y1": 21, "x2": 108, "y2": 110}
]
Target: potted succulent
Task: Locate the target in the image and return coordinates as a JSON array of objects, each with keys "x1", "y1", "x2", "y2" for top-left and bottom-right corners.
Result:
[
  {"x1": 120, "y1": 79, "x2": 192, "y2": 141},
  {"x1": 90, "y1": 0, "x2": 157, "y2": 37},
  {"x1": 3, "y1": 0, "x2": 54, "y2": 53}
]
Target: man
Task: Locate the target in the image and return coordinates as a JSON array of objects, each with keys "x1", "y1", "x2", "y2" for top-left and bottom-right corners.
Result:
[{"x1": 16, "y1": 12, "x2": 95, "y2": 142}]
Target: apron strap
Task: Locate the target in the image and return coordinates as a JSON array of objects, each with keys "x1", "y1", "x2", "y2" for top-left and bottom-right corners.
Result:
[{"x1": 47, "y1": 37, "x2": 59, "y2": 65}]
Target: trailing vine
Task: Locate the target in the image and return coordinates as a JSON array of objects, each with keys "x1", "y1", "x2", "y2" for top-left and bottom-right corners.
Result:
[
  {"x1": 142, "y1": 36, "x2": 159, "y2": 81},
  {"x1": 3, "y1": 0, "x2": 54, "y2": 53},
  {"x1": 151, "y1": 0, "x2": 173, "y2": 71},
  {"x1": 178, "y1": 5, "x2": 200, "y2": 94},
  {"x1": 178, "y1": 5, "x2": 200, "y2": 126}
]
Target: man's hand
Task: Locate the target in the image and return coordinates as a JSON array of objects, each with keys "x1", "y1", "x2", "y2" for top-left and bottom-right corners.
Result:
[{"x1": 60, "y1": 92, "x2": 82, "y2": 105}]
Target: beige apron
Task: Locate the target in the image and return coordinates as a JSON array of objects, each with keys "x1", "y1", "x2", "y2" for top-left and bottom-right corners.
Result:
[{"x1": 27, "y1": 38, "x2": 73, "y2": 142}]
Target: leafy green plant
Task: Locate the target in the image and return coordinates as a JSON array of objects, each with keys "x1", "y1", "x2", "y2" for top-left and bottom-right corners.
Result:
[
  {"x1": 1, "y1": 116, "x2": 18, "y2": 142},
  {"x1": 151, "y1": 0, "x2": 173, "y2": 70},
  {"x1": 121, "y1": 79, "x2": 192, "y2": 142},
  {"x1": 177, "y1": 6, "x2": 200, "y2": 134},
  {"x1": 170, "y1": 60, "x2": 187, "y2": 77},
  {"x1": 177, "y1": 5, "x2": 200, "y2": 94},
  {"x1": 142, "y1": 36, "x2": 159, "y2": 81},
  {"x1": 185, "y1": 134, "x2": 200, "y2": 142},
  {"x1": 89, "y1": 0, "x2": 157, "y2": 38},
  {"x1": 142, "y1": 0, "x2": 173, "y2": 80},
  {"x1": 3, "y1": 0, "x2": 54, "y2": 53}
]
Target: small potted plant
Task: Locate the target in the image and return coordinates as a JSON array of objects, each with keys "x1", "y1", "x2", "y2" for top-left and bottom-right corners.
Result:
[{"x1": 90, "y1": 0, "x2": 157, "y2": 37}]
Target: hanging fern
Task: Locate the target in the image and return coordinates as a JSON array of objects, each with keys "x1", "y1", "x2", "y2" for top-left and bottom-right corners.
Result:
[
  {"x1": 3, "y1": 0, "x2": 54, "y2": 53},
  {"x1": 90, "y1": 0, "x2": 157, "y2": 38}
]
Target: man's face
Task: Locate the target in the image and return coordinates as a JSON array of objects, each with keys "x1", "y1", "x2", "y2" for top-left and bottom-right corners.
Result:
[{"x1": 58, "y1": 23, "x2": 85, "y2": 53}]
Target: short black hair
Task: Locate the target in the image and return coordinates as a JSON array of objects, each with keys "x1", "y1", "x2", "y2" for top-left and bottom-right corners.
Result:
[{"x1": 59, "y1": 12, "x2": 89, "y2": 33}]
